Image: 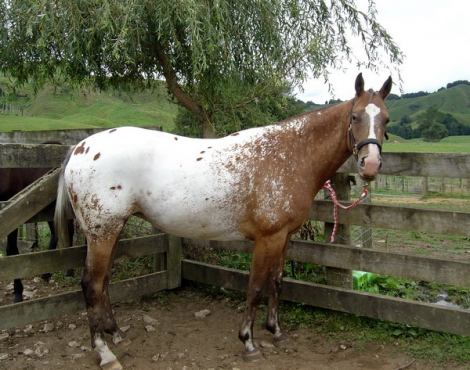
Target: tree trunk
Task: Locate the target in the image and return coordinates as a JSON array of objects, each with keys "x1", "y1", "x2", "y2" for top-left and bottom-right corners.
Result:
[
  {"x1": 155, "y1": 48, "x2": 216, "y2": 138},
  {"x1": 199, "y1": 114, "x2": 216, "y2": 138}
]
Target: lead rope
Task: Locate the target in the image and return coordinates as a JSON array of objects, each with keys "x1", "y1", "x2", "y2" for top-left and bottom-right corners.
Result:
[{"x1": 323, "y1": 180, "x2": 369, "y2": 243}]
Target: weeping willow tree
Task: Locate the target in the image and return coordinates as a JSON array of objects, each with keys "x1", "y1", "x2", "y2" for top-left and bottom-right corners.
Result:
[{"x1": 0, "y1": 0, "x2": 402, "y2": 137}]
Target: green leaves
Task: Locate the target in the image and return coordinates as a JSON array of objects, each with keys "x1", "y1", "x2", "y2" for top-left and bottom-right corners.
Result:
[{"x1": 0, "y1": 0, "x2": 403, "y2": 136}]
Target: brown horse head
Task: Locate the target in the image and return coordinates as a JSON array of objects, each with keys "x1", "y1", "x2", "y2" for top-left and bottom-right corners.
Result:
[{"x1": 349, "y1": 73, "x2": 392, "y2": 182}]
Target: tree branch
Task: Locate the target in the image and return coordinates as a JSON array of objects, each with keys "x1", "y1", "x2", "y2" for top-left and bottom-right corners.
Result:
[{"x1": 155, "y1": 49, "x2": 202, "y2": 116}]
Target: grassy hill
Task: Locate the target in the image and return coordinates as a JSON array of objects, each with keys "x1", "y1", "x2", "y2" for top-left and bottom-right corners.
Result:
[
  {"x1": 2, "y1": 78, "x2": 470, "y2": 140},
  {"x1": 0, "y1": 81, "x2": 178, "y2": 132},
  {"x1": 386, "y1": 84, "x2": 470, "y2": 127}
]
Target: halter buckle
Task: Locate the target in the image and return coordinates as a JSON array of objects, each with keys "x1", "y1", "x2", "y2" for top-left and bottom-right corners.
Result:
[{"x1": 352, "y1": 145, "x2": 358, "y2": 158}]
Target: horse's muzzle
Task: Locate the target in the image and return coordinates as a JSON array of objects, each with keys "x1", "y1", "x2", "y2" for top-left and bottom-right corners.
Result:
[{"x1": 358, "y1": 152, "x2": 382, "y2": 181}]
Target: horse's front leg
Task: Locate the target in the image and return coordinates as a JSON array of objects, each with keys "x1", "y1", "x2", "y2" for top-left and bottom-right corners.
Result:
[
  {"x1": 82, "y1": 231, "x2": 124, "y2": 370},
  {"x1": 238, "y1": 233, "x2": 288, "y2": 360},
  {"x1": 238, "y1": 268, "x2": 265, "y2": 360}
]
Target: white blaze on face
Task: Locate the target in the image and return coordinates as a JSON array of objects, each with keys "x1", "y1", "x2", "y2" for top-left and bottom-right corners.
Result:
[{"x1": 365, "y1": 103, "x2": 381, "y2": 157}]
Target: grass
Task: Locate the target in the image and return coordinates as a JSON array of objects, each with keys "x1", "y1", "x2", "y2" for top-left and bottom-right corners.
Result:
[
  {"x1": 383, "y1": 135, "x2": 470, "y2": 153},
  {"x1": 0, "y1": 114, "x2": 100, "y2": 131},
  {"x1": 0, "y1": 83, "x2": 178, "y2": 132}
]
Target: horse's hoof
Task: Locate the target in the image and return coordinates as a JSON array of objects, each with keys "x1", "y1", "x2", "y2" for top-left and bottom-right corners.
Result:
[
  {"x1": 65, "y1": 269, "x2": 75, "y2": 277},
  {"x1": 41, "y1": 273, "x2": 52, "y2": 280},
  {"x1": 101, "y1": 359, "x2": 123, "y2": 370},
  {"x1": 14, "y1": 295, "x2": 23, "y2": 303},
  {"x1": 273, "y1": 333, "x2": 289, "y2": 342},
  {"x1": 243, "y1": 349, "x2": 264, "y2": 362}
]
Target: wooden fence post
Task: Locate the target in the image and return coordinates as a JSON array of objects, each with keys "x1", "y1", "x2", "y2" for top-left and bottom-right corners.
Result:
[
  {"x1": 152, "y1": 227, "x2": 166, "y2": 272},
  {"x1": 324, "y1": 173, "x2": 353, "y2": 289},
  {"x1": 166, "y1": 234, "x2": 182, "y2": 289},
  {"x1": 423, "y1": 176, "x2": 429, "y2": 197}
]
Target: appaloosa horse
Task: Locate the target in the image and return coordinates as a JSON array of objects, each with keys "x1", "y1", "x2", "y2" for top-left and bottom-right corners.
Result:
[{"x1": 55, "y1": 73, "x2": 391, "y2": 369}]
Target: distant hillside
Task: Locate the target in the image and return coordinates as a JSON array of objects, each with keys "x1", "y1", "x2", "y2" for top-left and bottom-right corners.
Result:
[
  {"x1": 3, "y1": 78, "x2": 470, "y2": 135},
  {"x1": 0, "y1": 81, "x2": 178, "y2": 132},
  {"x1": 386, "y1": 84, "x2": 470, "y2": 127},
  {"x1": 300, "y1": 83, "x2": 470, "y2": 129}
]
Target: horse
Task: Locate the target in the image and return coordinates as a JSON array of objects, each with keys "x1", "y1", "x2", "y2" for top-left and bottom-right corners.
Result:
[
  {"x1": 0, "y1": 144, "x2": 74, "y2": 303},
  {"x1": 55, "y1": 73, "x2": 392, "y2": 370}
]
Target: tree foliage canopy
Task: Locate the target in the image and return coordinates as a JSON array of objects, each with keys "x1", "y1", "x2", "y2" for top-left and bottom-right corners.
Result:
[
  {"x1": 416, "y1": 107, "x2": 448, "y2": 142},
  {"x1": 0, "y1": 0, "x2": 403, "y2": 136}
]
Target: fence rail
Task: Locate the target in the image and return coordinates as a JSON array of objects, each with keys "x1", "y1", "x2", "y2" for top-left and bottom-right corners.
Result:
[
  {"x1": 181, "y1": 259, "x2": 470, "y2": 337},
  {"x1": 1, "y1": 140, "x2": 470, "y2": 337},
  {"x1": 0, "y1": 234, "x2": 181, "y2": 330}
]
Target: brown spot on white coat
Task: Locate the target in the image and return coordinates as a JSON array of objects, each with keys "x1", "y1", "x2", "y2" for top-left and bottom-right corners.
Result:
[{"x1": 74, "y1": 142, "x2": 86, "y2": 155}]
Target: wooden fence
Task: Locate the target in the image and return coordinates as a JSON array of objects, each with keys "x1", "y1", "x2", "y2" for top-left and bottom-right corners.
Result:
[
  {"x1": 0, "y1": 126, "x2": 162, "y2": 145},
  {"x1": 1, "y1": 142, "x2": 470, "y2": 337}
]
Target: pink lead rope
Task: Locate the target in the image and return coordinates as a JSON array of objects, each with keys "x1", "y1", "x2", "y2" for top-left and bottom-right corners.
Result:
[{"x1": 322, "y1": 180, "x2": 368, "y2": 243}]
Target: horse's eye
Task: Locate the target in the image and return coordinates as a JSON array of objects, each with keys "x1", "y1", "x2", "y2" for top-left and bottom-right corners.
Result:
[
  {"x1": 385, "y1": 117, "x2": 390, "y2": 124},
  {"x1": 352, "y1": 114, "x2": 358, "y2": 122}
]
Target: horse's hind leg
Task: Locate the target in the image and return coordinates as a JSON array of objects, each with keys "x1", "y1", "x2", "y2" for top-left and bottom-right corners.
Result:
[
  {"x1": 7, "y1": 229, "x2": 23, "y2": 303},
  {"x1": 82, "y1": 226, "x2": 125, "y2": 370}
]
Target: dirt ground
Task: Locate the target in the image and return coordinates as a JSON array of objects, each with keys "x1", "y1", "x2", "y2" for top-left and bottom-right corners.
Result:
[{"x1": 0, "y1": 284, "x2": 467, "y2": 370}]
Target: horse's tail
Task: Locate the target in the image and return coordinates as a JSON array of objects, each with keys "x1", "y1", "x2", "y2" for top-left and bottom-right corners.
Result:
[{"x1": 55, "y1": 151, "x2": 74, "y2": 248}]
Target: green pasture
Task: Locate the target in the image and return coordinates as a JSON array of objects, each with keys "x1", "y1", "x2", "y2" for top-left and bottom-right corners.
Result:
[
  {"x1": 0, "y1": 83, "x2": 178, "y2": 133},
  {"x1": 383, "y1": 134, "x2": 470, "y2": 153}
]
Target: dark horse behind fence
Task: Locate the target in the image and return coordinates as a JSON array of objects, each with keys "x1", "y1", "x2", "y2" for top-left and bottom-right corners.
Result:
[
  {"x1": 55, "y1": 73, "x2": 392, "y2": 370},
  {"x1": 0, "y1": 142, "x2": 74, "y2": 303}
]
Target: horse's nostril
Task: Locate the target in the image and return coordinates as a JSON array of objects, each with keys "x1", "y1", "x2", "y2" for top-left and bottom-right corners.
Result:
[{"x1": 359, "y1": 157, "x2": 365, "y2": 168}]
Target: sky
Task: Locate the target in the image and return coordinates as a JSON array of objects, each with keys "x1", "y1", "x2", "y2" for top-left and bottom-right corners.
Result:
[{"x1": 296, "y1": 0, "x2": 470, "y2": 103}]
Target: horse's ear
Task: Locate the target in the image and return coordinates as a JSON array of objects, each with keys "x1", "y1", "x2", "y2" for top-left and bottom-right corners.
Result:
[
  {"x1": 355, "y1": 73, "x2": 365, "y2": 97},
  {"x1": 379, "y1": 76, "x2": 393, "y2": 100}
]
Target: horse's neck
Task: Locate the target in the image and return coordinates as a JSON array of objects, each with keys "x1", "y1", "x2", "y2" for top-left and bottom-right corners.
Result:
[{"x1": 300, "y1": 102, "x2": 352, "y2": 193}]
